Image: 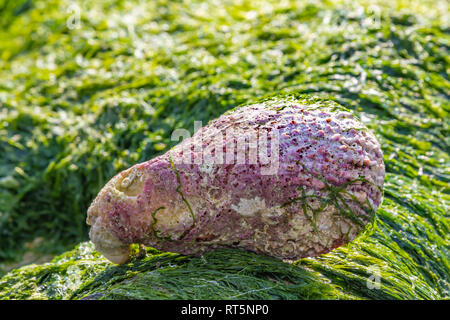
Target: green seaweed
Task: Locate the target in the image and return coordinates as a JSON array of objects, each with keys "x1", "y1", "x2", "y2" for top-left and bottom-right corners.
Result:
[
  {"x1": 0, "y1": 242, "x2": 350, "y2": 300},
  {"x1": 169, "y1": 151, "x2": 197, "y2": 240},
  {"x1": 0, "y1": 0, "x2": 448, "y2": 299},
  {"x1": 281, "y1": 161, "x2": 377, "y2": 235},
  {"x1": 149, "y1": 206, "x2": 170, "y2": 241}
]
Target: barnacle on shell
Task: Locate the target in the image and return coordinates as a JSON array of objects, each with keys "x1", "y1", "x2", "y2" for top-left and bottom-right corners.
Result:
[{"x1": 87, "y1": 96, "x2": 385, "y2": 264}]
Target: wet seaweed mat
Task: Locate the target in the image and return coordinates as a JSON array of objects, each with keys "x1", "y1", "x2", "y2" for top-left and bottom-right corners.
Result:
[{"x1": 0, "y1": 0, "x2": 449, "y2": 299}]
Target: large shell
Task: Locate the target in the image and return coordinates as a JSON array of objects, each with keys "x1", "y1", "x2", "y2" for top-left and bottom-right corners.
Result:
[{"x1": 87, "y1": 96, "x2": 385, "y2": 264}]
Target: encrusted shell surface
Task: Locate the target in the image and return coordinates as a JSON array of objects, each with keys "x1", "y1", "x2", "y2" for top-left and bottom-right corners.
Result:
[{"x1": 87, "y1": 96, "x2": 385, "y2": 264}]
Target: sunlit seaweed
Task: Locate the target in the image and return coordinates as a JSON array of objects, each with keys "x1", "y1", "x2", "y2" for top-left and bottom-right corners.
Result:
[{"x1": 0, "y1": 0, "x2": 448, "y2": 299}]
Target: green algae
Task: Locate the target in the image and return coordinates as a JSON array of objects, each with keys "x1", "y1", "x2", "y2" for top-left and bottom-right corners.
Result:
[
  {"x1": 149, "y1": 206, "x2": 169, "y2": 241},
  {"x1": 0, "y1": 0, "x2": 449, "y2": 299},
  {"x1": 281, "y1": 161, "x2": 379, "y2": 234},
  {"x1": 169, "y1": 151, "x2": 197, "y2": 240}
]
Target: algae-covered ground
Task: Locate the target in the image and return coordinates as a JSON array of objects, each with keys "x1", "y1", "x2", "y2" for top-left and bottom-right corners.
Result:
[{"x1": 0, "y1": 0, "x2": 448, "y2": 299}]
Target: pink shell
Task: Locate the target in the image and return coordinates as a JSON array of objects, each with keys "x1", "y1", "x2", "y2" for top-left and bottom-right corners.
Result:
[{"x1": 87, "y1": 97, "x2": 384, "y2": 264}]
